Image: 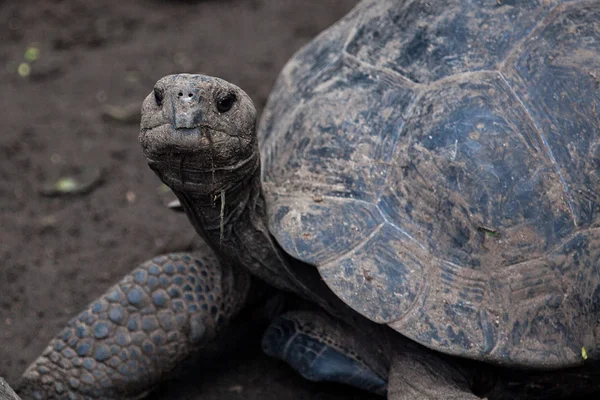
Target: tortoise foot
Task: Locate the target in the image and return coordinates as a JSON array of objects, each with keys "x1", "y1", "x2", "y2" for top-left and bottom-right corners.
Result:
[
  {"x1": 262, "y1": 310, "x2": 388, "y2": 395},
  {"x1": 388, "y1": 348, "x2": 484, "y2": 400}
]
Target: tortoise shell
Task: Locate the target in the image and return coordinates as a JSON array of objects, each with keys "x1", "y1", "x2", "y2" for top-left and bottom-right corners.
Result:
[{"x1": 258, "y1": 0, "x2": 600, "y2": 368}]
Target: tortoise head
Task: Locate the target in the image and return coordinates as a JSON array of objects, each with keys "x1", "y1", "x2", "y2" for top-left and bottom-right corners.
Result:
[{"x1": 140, "y1": 74, "x2": 259, "y2": 197}]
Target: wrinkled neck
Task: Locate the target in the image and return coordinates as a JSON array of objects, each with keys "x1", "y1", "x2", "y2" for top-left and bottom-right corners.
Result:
[
  {"x1": 172, "y1": 166, "x2": 261, "y2": 253},
  {"x1": 169, "y1": 161, "x2": 353, "y2": 319},
  {"x1": 172, "y1": 167, "x2": 299, "y2": 291}
]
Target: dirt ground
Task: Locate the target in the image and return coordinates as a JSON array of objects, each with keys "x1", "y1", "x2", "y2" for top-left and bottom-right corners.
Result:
[{"x1": 0, "y1": 0, "x2": 380, "y2": 399}]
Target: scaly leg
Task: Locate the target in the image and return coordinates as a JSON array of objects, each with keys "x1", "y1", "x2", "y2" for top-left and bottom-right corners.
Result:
[
  {"x1": 262, "y1": 310, "x2": 388, "y2": 396},
  {"x1": 17, "y1": 247, "x2": 252, "y2": 400},
  {"x1": 263, "y1": 309, "x2": 487, "y2": 399}
]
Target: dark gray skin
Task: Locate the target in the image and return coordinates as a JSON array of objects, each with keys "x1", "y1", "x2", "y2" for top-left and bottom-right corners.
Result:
[{"x1": 16, "y1": 73, "x2": 600, "y2": 400}]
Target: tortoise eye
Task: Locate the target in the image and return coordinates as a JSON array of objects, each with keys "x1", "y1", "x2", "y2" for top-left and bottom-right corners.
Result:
[
  {"x1": 154, "y1": 88, "x2": 163, "y2": 107},
  {"x1": 216, "y1": 93, "x2": 236, "y2": 113}
]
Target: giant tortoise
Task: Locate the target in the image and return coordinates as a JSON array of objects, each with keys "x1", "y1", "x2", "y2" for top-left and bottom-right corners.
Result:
[{"x1": 15, "y1": 0, "x2": 600, "y2": 399}]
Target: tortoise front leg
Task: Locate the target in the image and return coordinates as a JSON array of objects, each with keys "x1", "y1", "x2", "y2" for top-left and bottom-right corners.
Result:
[{"x1": 17, "y1": 247, "x2": 252, "y2": 400}]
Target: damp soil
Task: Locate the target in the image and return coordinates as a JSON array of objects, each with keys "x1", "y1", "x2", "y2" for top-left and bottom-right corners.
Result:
[{"x1": 0, "y1": 0, "x2": 378, "y2": 399}]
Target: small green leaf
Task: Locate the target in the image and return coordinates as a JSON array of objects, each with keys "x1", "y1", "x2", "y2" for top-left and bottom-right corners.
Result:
[
  {"x1": 582, "y1": 346, "x2": 588, "y2": 360},
  {"x1": 56, "y1": 177, "x2": 77, "y2": 192},
  {"x1": 39, "y1": 166, "x2": 102, "y2": 197},
  {"x1": 17, "y1": 62, "x2": 30, "y2": 77},
  {"x1": 24, "y1": 46, "x2": 40, "y2": 62}
]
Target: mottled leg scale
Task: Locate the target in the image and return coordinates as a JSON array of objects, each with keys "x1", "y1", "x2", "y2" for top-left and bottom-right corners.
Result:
[
  {"x1": 262, "y1": 310, "x2": 389, "y2": 396},
  {"x1": 17, "y1": 251, "x2": 251, "y2": 400}
]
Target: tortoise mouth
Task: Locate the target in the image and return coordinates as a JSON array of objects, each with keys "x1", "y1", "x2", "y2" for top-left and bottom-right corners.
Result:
[
  {"x1": 141, "y1": 123, "x2": 233, "y2": 155},
  {"x1": 140, "y1": 122, "x2": 259, "y2": 195},
  {"x1": 140, "y1": 122, "x2": 248, "y2": 165}
]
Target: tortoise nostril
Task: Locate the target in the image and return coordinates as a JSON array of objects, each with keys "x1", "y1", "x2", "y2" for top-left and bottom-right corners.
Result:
[
  {"x1": 188, "y1": 93, "x2": 193, "y2": 98},
  {"x1": 178, "y1": 92, "x2": 183, "y2": 97}
]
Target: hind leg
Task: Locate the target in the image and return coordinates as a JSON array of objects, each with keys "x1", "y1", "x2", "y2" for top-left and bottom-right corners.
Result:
[
  {"x1": 17, "y1": 246, "x2": 254, "y2": 400},
  {"x1": 262, "y1": 310, "x2": 388, "y2": 396},
  {"x1": 387, "y1": 349, "x2": 484, "y2": 400},
  {"x1": 263, "y1": 310, "x2": 486, "y2": 399}
]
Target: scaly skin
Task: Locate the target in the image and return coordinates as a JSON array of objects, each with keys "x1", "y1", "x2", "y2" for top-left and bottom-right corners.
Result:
[
  {"x1": 263, "y1": 310, "x2": 389, "y2": 396},
  {"x1": 18, "y1": 251, "x2": 251, "y2": 400}
]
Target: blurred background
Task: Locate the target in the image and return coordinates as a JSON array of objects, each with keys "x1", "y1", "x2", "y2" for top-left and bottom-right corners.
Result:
[{"x1": 0, "y1": 0, "x2": 381, "y2": 398}]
